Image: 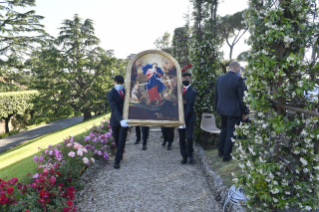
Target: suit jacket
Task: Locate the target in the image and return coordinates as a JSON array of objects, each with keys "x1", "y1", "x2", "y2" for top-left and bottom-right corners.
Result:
[
  {"x1": 183, "y1": 86, "x2": 197, "y2": 124},
  {"x1": 107, "y1": 88, "x2": 125, "y2": 127},
  {"x1": 214, "y1": 71, "x2": 248, "y2": 117}
]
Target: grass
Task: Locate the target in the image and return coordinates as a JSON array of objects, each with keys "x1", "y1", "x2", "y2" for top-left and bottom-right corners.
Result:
[
  {"x1": 0, "y1": 113, "x2": 110, "y2": 180},
  {"x1": 204, "y1": 149, "x2": 242, "y2": 187}
]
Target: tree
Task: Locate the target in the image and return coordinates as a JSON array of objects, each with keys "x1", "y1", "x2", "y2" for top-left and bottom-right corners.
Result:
[
  {"x1": 172, "y1": 27, "x2": 190, "y2": 68},
  {"x1": 154, "y1": 32, "x2": 171, "y2": 52},
  {"x1": 28, "y1": 15, "x2": 117, "y2": 121},
  {"x1": 0, "y1": 91, "x2": 38, "y2": 133},
  {"x1": 233, "y1": 0, "x2": 319, "y2": 211},
  {"x1": 218, "y1": 10, "x2": 247, "y2": 59},
  {"x1": 0, "y1": 0, "x2": 47, "y2": 76}
]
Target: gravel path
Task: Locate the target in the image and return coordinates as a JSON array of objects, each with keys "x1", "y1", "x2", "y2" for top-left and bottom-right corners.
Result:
[
  {"x1": 76, "y1": 127, "x2": 222, "y2": 212},
  {"x1": 0, "y1": 116, "x2": 83, "y2": 153}
]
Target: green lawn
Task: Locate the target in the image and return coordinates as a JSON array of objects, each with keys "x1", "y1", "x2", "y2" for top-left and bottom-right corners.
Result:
[
  {"x1": 204, "y1": 149, "x2": 242, "y2": 187},
  {"x1": 0, "y1": 114, "x2": 110, "y2": 180}
]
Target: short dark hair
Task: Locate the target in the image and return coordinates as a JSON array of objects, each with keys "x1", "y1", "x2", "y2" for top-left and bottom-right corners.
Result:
[
  {"x1": 114, "y1": 75, "x2": 124, "y2": 84},
  {"x1": 182, "y1": 72, "x2": 192, "y2": 77}
]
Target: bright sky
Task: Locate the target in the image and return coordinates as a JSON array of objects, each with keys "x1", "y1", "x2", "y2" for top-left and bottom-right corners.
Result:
[{"x1": 34, "y1": 0, "x2": 250, "y2": 59}]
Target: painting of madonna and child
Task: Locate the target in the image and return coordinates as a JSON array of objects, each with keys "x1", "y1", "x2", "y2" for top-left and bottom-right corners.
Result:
[{"x1": 123, "y1": 50, "x2": 184, "y2": 127}]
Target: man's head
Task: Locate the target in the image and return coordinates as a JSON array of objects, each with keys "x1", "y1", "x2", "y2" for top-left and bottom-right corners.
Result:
[
  {"x1": 114, "y1": 75, "x2": 124, "y2": 85},
  {"x1": 229, "y1": 61, "x2": 241, "y2": 73},
  {"x1": 182, "y1": 72, "x2": 192, "y2": 86}
]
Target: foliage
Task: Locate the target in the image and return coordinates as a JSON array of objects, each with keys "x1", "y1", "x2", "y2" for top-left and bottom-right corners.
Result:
[
  {"x1": 28, "y1": 14, "x2": 117, "y2": 121},
  {"x1": 0, "y1": 91, "x2": 38, "y2": 133},
  {"x1": 0, "y1": 130, "x2": 20, "y2": 139},
  {"x1": 0, "y1": 82, "x2": 22, "y2": 92},
  {"x1": 218, "y1": 10, "x2": 247, "y2": 59},
  {"x1": 189, "y1": 0, "x2": 221, "y2": 138},
  {"x1": 0, "y1": 120, "x2": 114, "y2": 211},
  {"x1": 172, "y1": 27, "x2": 190, "y2": 68},
  {"x1": 154, "y1": 32, "x2": 171, "y2": 50},
  {"x1": 232, "y1": 0, "x2": 319, "y2": 211},
  {"x1": 0, "y1": 0, "x2": 48, "y2": 78}
]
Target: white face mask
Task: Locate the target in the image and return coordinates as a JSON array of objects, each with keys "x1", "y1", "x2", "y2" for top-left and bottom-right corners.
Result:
[{"x1": 115, "y1": 84, "x2": 123, "y2": 90}]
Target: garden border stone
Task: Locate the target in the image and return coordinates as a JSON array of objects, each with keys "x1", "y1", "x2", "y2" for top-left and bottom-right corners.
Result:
[{"x1": 194, "y1": 144, "x2": 245, "y2": 212}]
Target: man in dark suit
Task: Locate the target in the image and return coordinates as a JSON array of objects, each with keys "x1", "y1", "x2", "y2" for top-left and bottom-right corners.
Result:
[
  {"x1": 161, "y1": 127, "x2": 174, "y2": 150},
  {"x1": 178, "y1": 72, "x2": 197, "y2": 164},
  {"x1": 134, "y1": 126, "x2": 150, "y2": 150},
  {"x1": 107, "y1": 75, "x2": 130, "y2": 169},
  {"x1": 214, "y1": 61, "x2": 249, "y2": 162}
]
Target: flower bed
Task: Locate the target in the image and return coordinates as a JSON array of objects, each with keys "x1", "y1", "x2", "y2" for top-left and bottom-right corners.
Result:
[{"x1": 0, "y1": 120, "x2": 114, "y2": 211}]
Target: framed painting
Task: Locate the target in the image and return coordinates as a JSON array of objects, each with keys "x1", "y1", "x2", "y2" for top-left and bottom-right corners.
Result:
[{"x1": 123, "y1": 50, "x2": 184, "y2": 127}]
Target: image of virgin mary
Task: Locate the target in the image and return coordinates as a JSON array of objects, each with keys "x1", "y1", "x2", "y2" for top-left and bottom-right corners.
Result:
[{"x1": 142, "y1": 63, "x2": 166, "y2": 103}]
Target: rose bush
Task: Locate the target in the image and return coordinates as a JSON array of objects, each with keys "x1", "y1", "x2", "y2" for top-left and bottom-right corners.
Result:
[{"x1": 0, "y1": 120, "x2": 114, "y2": 211}]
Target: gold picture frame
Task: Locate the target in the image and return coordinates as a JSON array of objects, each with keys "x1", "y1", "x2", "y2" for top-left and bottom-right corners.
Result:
[{"x1": 123, "y1": 49, "x2": 184, "y2": 127}]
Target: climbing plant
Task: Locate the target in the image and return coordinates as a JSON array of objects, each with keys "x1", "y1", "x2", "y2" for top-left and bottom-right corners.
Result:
[
  {"x1": 172, "y1": 26, "x2": 190, "y2": 68},
  {"x1": 189, "y1": 0, "x2": 222, "y2": 136},
  {"x1": 233, "y1": 0, "x2": 319, "y2": 211}
]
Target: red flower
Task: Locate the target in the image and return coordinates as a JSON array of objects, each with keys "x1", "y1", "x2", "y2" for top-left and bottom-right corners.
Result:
[
  {"x1": 59, "y1": 183, "x2": 65, "y2": 187},
  {"x1": 0, "y1": 193, "x2": 8, "y2": 205},
  {"x1": 67, "y1": 200, "x2": 73, "y2": 206},
  {"x1": 6, "y1": 187, "x2": 14, "y2": 195},
  {"x1": 39, "y1": 190, "x2": 49, "y2": 199},
  {"x1": 56, "y1": 171, "x2": 61, "y2": 176},
  {"x1": 68, "y1": 177, "x2": 72, "y2": 182},
  {"x1": 25, "y1": 210, "x2": 30, "y2": 212}
]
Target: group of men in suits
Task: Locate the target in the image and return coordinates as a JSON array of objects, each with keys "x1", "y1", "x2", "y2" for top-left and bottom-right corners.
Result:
[{"x1": 107, "y1": 72, "x2": 197, "y2": 169}]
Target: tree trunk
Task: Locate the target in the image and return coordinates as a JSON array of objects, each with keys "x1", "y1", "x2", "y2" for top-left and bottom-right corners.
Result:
[
  {"x1": 229, "y1": 46, "x2": 234, "y2": 59},
  {"x1": 83, "y1": 109, "x2": 92, "y2": 121},
  {"x1": 4, "y1": 115, "x2": 13, "y2": 134},
  {"x1": 30, "y1": 110, "x2": 34, "y2": 119},
  {"x1": 312, "y1": 46, "x2": 317, "y2": 61}
]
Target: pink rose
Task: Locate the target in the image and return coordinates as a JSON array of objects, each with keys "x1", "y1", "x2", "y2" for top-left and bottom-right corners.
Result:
[
  {"x1": 82, "y1": 148, "x2": 88, "y2": 153},
  {"x1": 66, "y1": 143, "x2": 72, "y2": 148},
  {"x1": 77, "y1": 148, "x2": 83, "y2": 156},
  {"x1": 82, "y1": 157, "x2": 89, "y2": 164},
  {"x1": 68, "y1": 151, "x2": 75, "y2": 157}
]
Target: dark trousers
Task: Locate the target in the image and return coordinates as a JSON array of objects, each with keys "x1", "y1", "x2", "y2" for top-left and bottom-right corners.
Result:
[
  {"x1": 178, "y1": 122, "x2": 194, "y2": 158},
  {"x1": 112, "y1": 126, "x2": 128, "y2": 162},
  {"x1": 136, "y1": 126, "x2": 149, "y2": 145},
  {"x1": 218, "y1": 115, "x2": 241, "y2": 160},
  {"x1": 162, "y1": 127, "x2": 174, "y2": 145}
]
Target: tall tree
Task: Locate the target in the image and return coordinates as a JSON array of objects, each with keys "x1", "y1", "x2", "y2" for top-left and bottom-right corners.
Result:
[
  {"x1": 29, "y1": 15, "x2": 117, "y2": 121},
  {"x1": 218, "y1": 10, "x2": 247, "y2": 59},
  {"x1": 154, "y1": 32, "x2": 171, "y2": 53},
  {"x1": 0, "y1": 0, "x2": 47, "y2": 76},
  {"x1": 172, "y1": 27, "x2": 190, "y2": 68}
]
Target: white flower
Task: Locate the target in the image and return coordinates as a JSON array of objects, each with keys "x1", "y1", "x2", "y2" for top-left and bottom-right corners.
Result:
[
  {"x1": 233, "y1": 178, "x2": 239, "y2": 183},
  {"x1": 82, "y1": 157, "x2": 89, "y2": 164},
  {"x1": 273, "y1": 197, "x2": 279, "y2": 203},
  {"x1": 285, "y1": 191, "x2": 291, "y2": 195},
  {"x1": 90, "y1": 158, "x2": 95, "y2": 163},
  {"x1": 300, "y1": 157, "x2": 308, "y2": 166},
  {"x1": 294, "y1": 185, "x2": 301, "y2": 189},
  {"x1": 305, "y1": 206, "x2": 312, "y2": 211},
  {"x1": 271, "y1": 188, "x2": 279, "y2": 194},
  {"x1": 303, "y1": 167, "x2": 309, "y2": 173}
]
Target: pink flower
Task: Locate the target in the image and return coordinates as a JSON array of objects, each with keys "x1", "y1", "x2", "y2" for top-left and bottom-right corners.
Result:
[
  {"x1": 66, "y1": 143, "x2": 72, "y2": 148},
  {"x1": 98, "y1": 151, "x2": 103, "y2": 156},
  {"x1": 77, "y1": 149, "x2": 83, "y2": 156},
  {"x1": 101, "y1": 124, "x2": 104, "y2": 128},
  {"x1": 94, "y1": 150, "x2": 98, "y2": 154},
  {"x1": 45, "y1": 150, "x2": 49, "y2": 154},
  {"x1": 33, "y1": 156, "x2": 38, "y2": 163},
  {"x1": 108, "y1": 125, "x2": 111, "y2": 128},
  {"x1": 48, "y1": 145, "x2": 51, "y2": 148},
  {"x1": 74, "y1": 142, "x2": 83, "y2": 150},
  {"x1": 82, "y1": 157, "x2": 89, "y2": 164},
  {"x1": 68, "y1": 151, "x2": 75, "y2": 157},
  {"x1": 33, "y1": 173, "x2": 39, "y2": 179},
  {"x1": 43, "y1": 168, "x2": 48, "y2": 173},
  {"x1": 38, "y1": 165, "x2": 43, "y2": 169},
  {"x1": 82, "y1": 148, "x2": 88, "y2": 153},
  {"x1": 91, "y1": 146, "x2": 95, "y2": 151},
  {"x1": 70, "y1": 136, "x2": 74, "y2": 143},
  {"x1": 92, "y1": 138, "x2": 97, "y2": 143},
  {"x1": 111, "y1": 142, "x2": 116, "y2": 146},
  {"x1": 49, "y1": 150, "x2": 53, "y2": 155},
  {"x1": 38, "y1": 156, "x2": 44, "y2": 163}
]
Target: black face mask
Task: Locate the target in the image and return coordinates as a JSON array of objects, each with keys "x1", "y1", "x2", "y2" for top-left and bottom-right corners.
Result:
[{"x1": 182, "y1": 80, "x2": 190, "y2": 86}]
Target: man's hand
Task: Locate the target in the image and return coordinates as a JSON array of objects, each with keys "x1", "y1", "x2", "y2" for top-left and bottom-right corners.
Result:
[
  {"x1": 120, "y1": 120, "x2": 130, "y2": 128},
  {"x1": 178, "y1": 124, "x2": 186, "y2": 129},
  {"x1": 242, "y1": 114, "x2": 248, "y2": 121}
]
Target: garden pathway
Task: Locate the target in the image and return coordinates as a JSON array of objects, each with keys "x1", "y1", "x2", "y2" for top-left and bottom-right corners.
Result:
[
  {"x1": 76, "y1": 127, "x2": 222, "y2": 212},
  {"x1": 0, "y1": 116, "x2": 83, "y2": 153}
]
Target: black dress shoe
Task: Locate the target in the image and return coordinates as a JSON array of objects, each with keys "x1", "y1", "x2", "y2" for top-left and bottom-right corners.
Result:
[
  {"x1": 223, "y1": 157, "x2": 233, "y2": 162},
  {"x1": 162, "y1": 141, "x2": 167, "y2": 146},
  {"x1": 181, "y1": 157, "x2": 187, "y2": 164},
  {"x1": 218, "y1": 151, "x2": 224, "y2": 157},
  {"x1": 189, "y1": 156, "x2": 195, "y2": 165},
  {"x1": 167, "y1": 144, "x2": 172, "y2": 150},
  {"x1": 134, "y1": 140, "x2": 140, "y2": 144},
  {"x1": 114, "y1": 162, "x2": 120, "y2": 169},
  {"x1": 142, "y1": 145, "x2": 147, "y2": 150}
]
